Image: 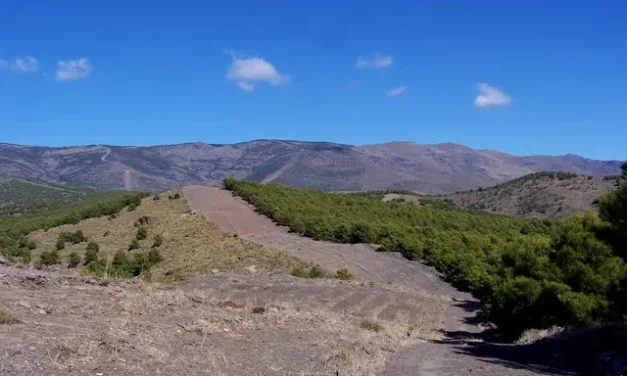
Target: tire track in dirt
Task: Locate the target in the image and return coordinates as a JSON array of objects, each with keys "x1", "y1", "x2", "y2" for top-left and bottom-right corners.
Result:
[{"x1": 184, "y1": 185, "x2": 557, "y2": 376}]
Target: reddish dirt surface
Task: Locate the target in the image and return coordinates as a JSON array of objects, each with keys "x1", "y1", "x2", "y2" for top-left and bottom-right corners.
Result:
[{"x1": 184, "y1": 186, "x2": 564, "y2": 376}]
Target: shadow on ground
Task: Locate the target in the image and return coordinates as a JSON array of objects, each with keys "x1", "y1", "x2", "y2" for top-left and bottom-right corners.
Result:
[{"x1": 435, "y1": 310, "x2": 627, "y2": 376}]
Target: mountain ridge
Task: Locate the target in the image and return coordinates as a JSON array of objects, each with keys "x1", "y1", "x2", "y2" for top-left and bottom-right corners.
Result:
[{"x1": 0, "y1": 140, "x2": 622, "y2": 193}]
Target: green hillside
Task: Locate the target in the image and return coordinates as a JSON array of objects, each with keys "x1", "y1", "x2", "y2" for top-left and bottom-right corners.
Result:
[
  {"x1": 0, "y1": 179, "x2": 130, "y2": 218},
  {"x1": 224, "y1": 176, "x2": 627, "y2": 338}
]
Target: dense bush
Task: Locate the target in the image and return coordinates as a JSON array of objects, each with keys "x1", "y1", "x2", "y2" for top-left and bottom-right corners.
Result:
[
  {"x1": 109, "y1": 249, "x2": 163, "y2": 278},
  {"x1": 136, "y1": 227, "x2": 147, "y2": 240},
  {"x1": 58, "y1": 230, "x2": 85, "y2": 244},
  {"x1": 84, "y1": 247, "x2": 99, "y2": 265},
  {"x1": 67, "y1": 252, "x2": 81, "y2": 268},
  {"x1": 224, "y1": 177, "x2": 627, "y2": 338},
  {"x1": 38, "y1": 250, "x2": 60, "y2": 266},
  {"x1": 86, "y1": 241, "x2": 99, "y2": 252}
]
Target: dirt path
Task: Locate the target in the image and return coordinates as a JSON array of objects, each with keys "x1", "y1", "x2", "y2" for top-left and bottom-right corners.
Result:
[{"x1": 184, "y1": 185, "x2": 562, "y2": 376}]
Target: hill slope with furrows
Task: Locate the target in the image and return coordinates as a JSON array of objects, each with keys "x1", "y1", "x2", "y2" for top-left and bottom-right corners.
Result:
[
  {"x1": 446, "y1": 172, "x2": 619, "y2": 218},
  {"x1": 0, "y1": 140, "x2": 622, "y2": 193}
]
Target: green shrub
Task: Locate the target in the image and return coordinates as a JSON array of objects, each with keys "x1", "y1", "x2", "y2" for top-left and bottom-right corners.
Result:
[
  {"x1": 39, "y1": 250, "x2": 60, "y2": 266},
  {"x1": 55, "y1": 238, "x2": 65, "y2": 250},
  {"x1": 152, "y1": 234, "x2": 163, "y2": 248},
  {"x1": 24, "y1": 239, "x2": 37, "y2": 250},
  {"x1": 136, "y1": 227, "x2": 147, "y2": 240},
  {"x1": 0, "y1": 306, "x2": 20, "y2": 325},
  {"x1": 59, "y1": 230, "x2": 85, "y2": 244},
  {"x1": 335, "y1": 268, "x2": 355, "y2": 280},
  {"x1": 128, "y1": 203, "x2": 137, "y2": 212},
  {"x1": 291, "y1": 265, "x2": 327, "y2": 279},
  {"x1": 84, "y1": 248, "x2": 98, "y2": 265},
  {"x1": 67, "y1": 252, "x2": 81, "y2": 268},
  {"x1": 109, "y1": 249, "x2": 163, "y2": 278},
  {"x1": 128, "y1": 238, "x2": 140, "y2": 251},
  {"x1": 86, "y1": 241, "x2": 99, "y2": 252},
  {"x1": 87, "y1": 258, "x2": 108, "y2": 277}
]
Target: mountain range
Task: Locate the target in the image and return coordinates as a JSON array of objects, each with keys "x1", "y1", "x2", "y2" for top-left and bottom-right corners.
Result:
[{"x1": 0, "y1": 140, "x2": 622, "y2": 193}]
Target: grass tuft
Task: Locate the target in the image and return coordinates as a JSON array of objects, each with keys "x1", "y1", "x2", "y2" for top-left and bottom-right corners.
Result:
[{"x1": 0, "y1": 305, "x2": 20, "y2": 325}]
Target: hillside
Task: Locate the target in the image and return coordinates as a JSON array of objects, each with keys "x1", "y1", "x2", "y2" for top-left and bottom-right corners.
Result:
[
  {"x1": 0, "y1": 141, "x2": 622, "y2": 193},
  {"x1": 446, "y1": 172, "x2": 619, "y2": 218},
  {"x1": 26, "y1": 192, "x2": 306, "y2": 280},
  {"x1": 1, "y1": 192, "x2": 431, "y2": 375},
  {"x1": 0, "y1": 179, "x2": 131, "y2": 218},
  {"x1": 224, "y1": 178, "x2": 627, "y2": 339},
  {"x1": 379, "y1": 172, "x2": 620, "y2": 218}
]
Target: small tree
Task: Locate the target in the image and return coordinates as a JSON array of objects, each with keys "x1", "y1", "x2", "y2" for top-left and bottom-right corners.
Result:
[
  {"x1": 67, "y1": 252, "x2": 81, "y2": 268},
  {"x1": 152, "y1": 234, "x2": 163, "y2": 248},
  {"x1": 136, "y1": 227, "x2": 148, "y2": 240},
  {"x1": 128, "y1": 238, "x2": 140, "y2": 251}
]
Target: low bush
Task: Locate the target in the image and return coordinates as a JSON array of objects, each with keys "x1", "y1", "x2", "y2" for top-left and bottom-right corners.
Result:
[
  {"x1": 136, "y1": 226, "x2": 147, "y2": 240},
  {"x1": 0, "y1": 306, "x2": 20, "y2": 325},
  {"x1": 38, "y1": 250, "x2": 60, "y2": 266},
  {"x1": 152, "y1": 234, "x2": 163, "y2": 248},
  {"x1": 84, "y1": 248, "x2": 98, "y2": 265},
  {"x1": 291, "y1": 265, "x2": 327, "y2": 279},
  {"x1": 109, "y1": 249, "x2": 163, "y2": 278},
  {"x1": 86, "y1": 241, "x2": 99, "y2": 252},
  {"x1": 67, "y1": 252, "x2": 81, "y2": 268},
  {"x1": 335, "y1": 268, "x2": 355, "y2": 280},
  {"x1": 128, "y1": 238, "x2": 140, "y2": 251},
  {"x1": 58, "y1": 230, "x2": 85, "y2": 244}
]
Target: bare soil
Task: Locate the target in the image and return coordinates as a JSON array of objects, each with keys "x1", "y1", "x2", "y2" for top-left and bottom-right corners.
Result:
[
  {"x1": 0, "y1": 267, "x2": 428, "y2": 376},
  {"x1": 184, "y1": 185, "x2": 567, "y2": 376}
]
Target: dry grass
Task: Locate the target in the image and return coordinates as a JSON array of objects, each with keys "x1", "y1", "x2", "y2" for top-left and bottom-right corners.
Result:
[
  {"x1": 28, "y1": 192, "x2": 308, "y2": 281},
  {"x1": 0, "y1": 305, "x2": 20, "y2": 324},
  {"x1": 112, "y1": 284, "x2": 429, "y2": 376}
]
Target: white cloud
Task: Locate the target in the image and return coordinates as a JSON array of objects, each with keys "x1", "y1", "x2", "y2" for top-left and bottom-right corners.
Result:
[
  {"x1": 55, "y1": 58, "x2": 92, "y2": 82},
  {"x1": 474, "y1": 83, "x2": 511, "y2": 108},
  {"x1": 356, "y1": 53, "x2": 393, "y2": 69},
  {"x1": 226, "y1": 55, "x2": 290, "y2": 92},
  {"x1": 386, "y1": 86, "x2": 407, "y2": 97},
  {"x1": 13, "y1": 57, "x2": 39, "y2": 73}
]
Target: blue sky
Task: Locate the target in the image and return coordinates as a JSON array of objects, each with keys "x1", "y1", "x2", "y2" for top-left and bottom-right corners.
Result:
[{"x1": 1, "y1": 0, "x2": 626, "y2": 160}]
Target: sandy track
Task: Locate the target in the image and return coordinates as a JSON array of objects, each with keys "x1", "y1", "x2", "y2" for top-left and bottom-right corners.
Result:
[{"x1": 184, "y1": 185, "x2": 561, "y2": 376}]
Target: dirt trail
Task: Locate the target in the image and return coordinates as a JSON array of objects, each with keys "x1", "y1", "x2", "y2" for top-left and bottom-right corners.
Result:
[{"x1": 184, "y1": 185, "x2": 560, "y2": 376}]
